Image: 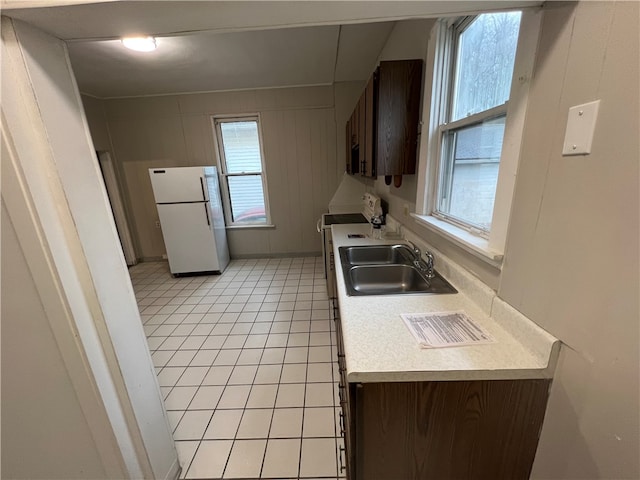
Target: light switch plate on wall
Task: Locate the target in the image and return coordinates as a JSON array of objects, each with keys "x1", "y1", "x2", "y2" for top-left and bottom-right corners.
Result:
[{"x1": 562, "y1": 100, "x2": 600, "y2": 155}]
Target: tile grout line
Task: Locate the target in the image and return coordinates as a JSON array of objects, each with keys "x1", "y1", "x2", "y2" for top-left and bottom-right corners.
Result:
[
  {"x1": 222, "y1": 262, "x2": 286, "y2": 478},
  {"x1": 296, "y1": 318, "x2": 313, "y2": 480},
  {"x1": 257, "y1": 317, "x2": 288, "y2": 480},
  {"x1": 220, "y1": 268, "x2": 275, "y2": 480}
]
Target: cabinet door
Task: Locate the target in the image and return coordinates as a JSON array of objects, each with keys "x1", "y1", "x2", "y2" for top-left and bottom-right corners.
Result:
[
  {"x1": 363, "y1": 73, "x2": 376, "y2": 178},
  {"x1": 334, "y1": 311, "x2": 356, "y2": 479},
  {"x1": 345, "y1": 120, "x2": 352, "y2": 174},
  {"x1": 357, "y1": 94, "x2": 366, "y2": 175},
  {"x1": 376, "y1": 59, "x2": 423, "y2": 177},
  {"x1": 351, "y1": 101, "x2": 360, "y2": 147},
  {"x1": 348, "y1": 111, "x2": 360, "y2": 174},
  {"x1": 356, "y1": 380, "x2": 551, "y2": 480}
]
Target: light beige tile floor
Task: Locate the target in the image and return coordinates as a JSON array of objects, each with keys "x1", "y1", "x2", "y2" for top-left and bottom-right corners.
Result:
[{"x1": 131, "y1": 257, "x2": 345, "y2": 479}]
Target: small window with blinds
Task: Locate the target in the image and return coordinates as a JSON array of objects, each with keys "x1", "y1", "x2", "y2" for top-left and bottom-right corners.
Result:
[{"x1": 214, "y1": 116, "x2": 271, "y2": 226}]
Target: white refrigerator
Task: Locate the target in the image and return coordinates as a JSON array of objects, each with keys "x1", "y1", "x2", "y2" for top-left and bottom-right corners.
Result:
[{"x1": 149, "y1": 166, "x2": 230, "y2": 275}]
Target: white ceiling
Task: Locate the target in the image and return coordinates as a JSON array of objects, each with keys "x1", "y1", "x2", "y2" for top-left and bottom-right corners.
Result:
[
  {"x1": 63, "y1": 22, "x2": 395, "y2": 97},
  {"x1": 3, "y1": 0, "x2": 542, "y2": 98}
]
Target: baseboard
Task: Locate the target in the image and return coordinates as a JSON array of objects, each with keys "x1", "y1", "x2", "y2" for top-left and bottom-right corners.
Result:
[
  {"x1": 139, "y1": 256, "x2": 165, "y2": 263},
  {"x1": 231, "y1": 251, "x2": 321, "y2": 259}
]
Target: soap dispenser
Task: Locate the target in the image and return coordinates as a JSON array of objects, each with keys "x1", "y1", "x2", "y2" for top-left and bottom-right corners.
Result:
[{"x1": 371, "y1": 206, "x2": 384, "y2": 239}]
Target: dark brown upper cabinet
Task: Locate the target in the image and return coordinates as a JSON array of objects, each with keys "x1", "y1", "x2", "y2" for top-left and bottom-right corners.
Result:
[
  {"x1": 362, "y1": 74, "x2": 376, "y2": 177},
  {"x1": 357, "y1": 93, "x2": 367, "y2": 175},
  {"x1": 376, "y1": 59, "x2": 423, "y2": 178},
  {"x1": 345, "y1": 119, "x2": 354, "y2": 174},
  {"x1": 345, "y1": 59, "x2": 423, "y2": 183},
  {"x1": 346, "y1": 106, "x2": 360, "y2": 174}
]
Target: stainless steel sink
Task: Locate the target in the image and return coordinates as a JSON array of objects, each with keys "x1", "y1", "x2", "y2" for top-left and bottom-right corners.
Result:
[
  {"x1": 338, "y1": 245, "x2": 457, "y2": 296},
  {"x1": 339, "y1": 244, "x2": 415, "y2": 265}
]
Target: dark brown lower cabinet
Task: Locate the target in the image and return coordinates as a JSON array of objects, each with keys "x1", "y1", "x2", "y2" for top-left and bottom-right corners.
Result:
[{"x1": 334, "y1": 308, "x2": 552, "y2": 480}]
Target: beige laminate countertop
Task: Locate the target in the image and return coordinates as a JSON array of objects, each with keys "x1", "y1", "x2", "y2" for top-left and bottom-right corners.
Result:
[{"x1": 331, "y1": 224, "x2": 560, "y2": 383}]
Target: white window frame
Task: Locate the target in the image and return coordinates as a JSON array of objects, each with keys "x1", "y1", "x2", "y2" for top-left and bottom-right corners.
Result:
[
  {"x1": 414, "y1": 10, "x2": 542, "y2": 266},
  {"x1": 213, "y1": 114, "x2": 273, "y2": 228}
]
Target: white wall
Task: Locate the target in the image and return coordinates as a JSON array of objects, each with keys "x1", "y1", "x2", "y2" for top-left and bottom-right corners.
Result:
[
  {"x1": 83, "y1": 94, "x2": 112, "y2": 151},
  {"x1": 2, "y1": 17, "x2": 178, "y2": 479},
  {"x1": 89, "y1": 87, "x2": 340, "y2": 259},
  {"x1": 1, "y1": 201, "x2": 119, "y2": 479},
  {"x1": 499, "y1": 2, "x2": 639, "y2": 478}
]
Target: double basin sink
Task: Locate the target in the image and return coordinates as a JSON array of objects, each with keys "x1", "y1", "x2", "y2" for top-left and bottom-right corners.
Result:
[{"x1": 339, "y1": 244, "x2": 457, "y2": 296}]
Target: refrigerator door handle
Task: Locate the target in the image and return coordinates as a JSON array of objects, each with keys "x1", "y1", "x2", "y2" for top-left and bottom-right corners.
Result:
[
  {"x1": 199, "y1": 176, "x2": 207, "y2": 201},
  {"x1": 204, "y1": 203, "x2": 211, "y2": 226}
]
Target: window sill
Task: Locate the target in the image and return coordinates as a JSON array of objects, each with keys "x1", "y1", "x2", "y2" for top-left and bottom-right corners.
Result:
[
  {"x1": 411, "y1": 214, "x2": 503, "y2": 268},
  {"x1": 226, "y1": 224, "x2": 275, "y2": 230}
]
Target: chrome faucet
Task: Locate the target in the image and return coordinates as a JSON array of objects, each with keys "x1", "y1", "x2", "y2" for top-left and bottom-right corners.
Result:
[
  {"x1": 424, "y1": 251, "x2": 435, "y2": 279},
  {"x1": 407, "y1": 240, "x2": 421, "y2": 258},
  {"x1": 406, "y1": 241, "x2": 435, "y2": 279}
]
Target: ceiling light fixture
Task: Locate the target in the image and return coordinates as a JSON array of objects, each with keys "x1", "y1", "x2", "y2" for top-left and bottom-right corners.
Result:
[{"x1": 121, "y1": 36, "x2": 157, "y2": 52}]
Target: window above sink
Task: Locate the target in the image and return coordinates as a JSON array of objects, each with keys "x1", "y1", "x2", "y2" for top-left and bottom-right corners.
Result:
[{"x1": 414, "y1": 11, "x2": 542, "y2": 265}]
